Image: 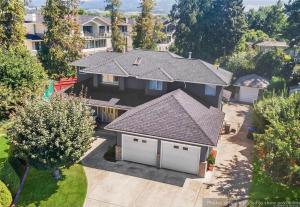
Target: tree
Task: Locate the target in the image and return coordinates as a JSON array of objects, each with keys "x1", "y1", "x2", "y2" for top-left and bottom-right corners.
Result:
[
  {"x1": 199, "y1": 0, "x2": 246, "y2": 61},
  {"x1": 0, "y1": 0, "x2": 26, "y2": 49},
  {"x1": 255, "y1": 49, "x2": 294, "y2": 79},
  {"x1": 8, "y1": 95, "x2": 94, "y2": 177},
  {"x1": 236, "y1": 29, "x2": 269, "y2": 52},
  {"x1": 171, "y1": 0, "x2": 245, "y2": 62},
  {"x1": 105, "y1": 0, "x2": 125, "y2": 52},
  {"x1": 253, "y1": 94, "x2": 300, "y2": 185},
  {"x1": 285, "y1": 0, "x2": 300, "y2": 46},
  {"x1": 246, "y1": 1, "x2": 287, "y2": 39},
  {"x1": 0, "y1": 48, "x2": 48, "y2": 119},
  {"x1": 218, "y1": 49, "x2": 257, "y2": 77},
  {"x1": 39, "y1": 0, "x2": 84, "y2": 78},
  {"x1": 170, "y1": 0, "x2": 209, "y2": 58},
  {"x1": 133, "y1": 0, "x2": 155, "y2": 49}
]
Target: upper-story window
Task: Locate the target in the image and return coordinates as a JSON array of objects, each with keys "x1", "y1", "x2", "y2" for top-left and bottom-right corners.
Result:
[
  {"x1": 99, "y1": 26, "x2": 105, "y2": 33},
  {"x1": 83, "y1": 26, "x2": 93, "y2": 35},
  {"x1": 149, "y1": 80, "x2": 163, "y2": 91},
  {"x1": 205, "y1": 84, "x2": 217, "y2": 96},
  {"x1": 102, "y1": 74, "x2": 119, "y2": 85}
]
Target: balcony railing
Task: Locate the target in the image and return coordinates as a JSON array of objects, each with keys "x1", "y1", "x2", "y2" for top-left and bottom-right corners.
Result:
[{"x1": 83, "y1": 32, "x2": 111, "y2": 39}]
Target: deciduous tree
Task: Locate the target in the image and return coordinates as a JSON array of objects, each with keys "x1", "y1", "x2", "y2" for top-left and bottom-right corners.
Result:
[
  {"x1": 39, "y1": 0, "x2": 84, "y2": 78},
  {"x1": 285, "y1": 0, "x2": 300, "y2": 46},
  {"x1": 0, "y1": 0, "x2": 26, "y2": 49},
  {"x1": 8, "y1": 95, "x2": 94, "y2": 177},
  {"x1": 105, "y1": 0, "x2": 125, "y2": 52}
]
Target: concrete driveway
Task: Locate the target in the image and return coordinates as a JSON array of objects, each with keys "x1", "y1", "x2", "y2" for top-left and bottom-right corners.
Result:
[{"x1": 81, "y1": 103, "x2": 253, "y2": 207}]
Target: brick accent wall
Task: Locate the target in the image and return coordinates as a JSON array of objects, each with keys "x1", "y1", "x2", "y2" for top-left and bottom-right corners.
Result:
[
  {"x1": 198, "y1": 161, "x2": 207, "y2": 177},
  {"x1": 156, "y1": 153, "x2": 160, "y2": 168},
  {"x1": 115, "y1": 145, "x2": 122, "y2": 161}
]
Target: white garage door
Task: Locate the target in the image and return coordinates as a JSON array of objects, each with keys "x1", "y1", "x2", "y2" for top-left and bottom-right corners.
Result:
[
  {"x1": 239, "y1": 86, "x2": 259, "y2": 103},
  {"x1": 160, "y1": 141, "x2": 201, "y2": 175},
  {"x1": 122, "y1": 134, "x2": 158, "y2": 166}
]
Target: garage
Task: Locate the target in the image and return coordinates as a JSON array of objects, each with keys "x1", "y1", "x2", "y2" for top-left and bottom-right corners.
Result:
[
  {"x1": 105, "y1": 90, "x2": 225, "y2": 177},
  {"x1": 122, "y1": 134, "x2": 158, "y2": 166},
  {"x1": 234, "y1": 74, "x2": 269, "y2": 104},
  {"x1": 239, "y1": 86, "x2": 259, "y2": 103},
  {"x1": 160, "y1": 141, "x2": 201, "y2": 175}
]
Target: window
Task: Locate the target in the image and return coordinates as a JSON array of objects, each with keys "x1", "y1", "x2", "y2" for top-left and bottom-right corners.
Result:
[
  {"x1": 84, "y1": 40, "x2": 95, "y2": 49},
  {"x1": 173, "y1": 145, "x2": 179, "y2": 149},
  {"x1": 95, "y1": 39, "x2": 106, "y2": 48},
  {"x1": 119, "y1": 26, "x2": 127, "y2": 33},
  {"x1": 99, "y1": 26, "x2": 105, "y2": 33},
  {"x1": 107, "y1": 26, "x2": 110, "y2": 33},
  {"x1": 133, "y1": 138, "x2": 138, "y2": 142},
  {"x1": 149, "y1": 80, "x2": 163, "y2": 91},
  {"x1": 102, "y1": 74, "x2": 119, "y2": 85},
  {"x1": 142, "y1": 140, "x2": 147, "y2": 143},
  {"x1": 205, "y1": 85, "x2": 217, "y2": 96},
  {"x1": 183, "y1": 147, "x2": 188, "y2": 151},
  {"x1": 83, "y1": 26, "x2": 93, "y2": 35}
]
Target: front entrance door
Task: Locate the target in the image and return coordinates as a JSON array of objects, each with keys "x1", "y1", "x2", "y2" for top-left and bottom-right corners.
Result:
[{"x1": 98, "y1": 107, "x2": 118, "y2": 123}]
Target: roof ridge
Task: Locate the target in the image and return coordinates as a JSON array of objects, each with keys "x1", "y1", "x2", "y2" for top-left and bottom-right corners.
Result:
[
  {"x1": 113, "y1": 60, "x2": 129, "y2": 76},
  {"x1": 199, "y1": 60, "x2": 227, "y2": 85},
  {"x1": 171, "y1": 92, "x2": 215, "y2": 145},
  {"x1": 158, "y1": 67, "x2": 174, "y2": 81}
]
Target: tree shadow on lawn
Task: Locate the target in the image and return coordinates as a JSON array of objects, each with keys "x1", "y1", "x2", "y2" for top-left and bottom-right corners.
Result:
[{"x1": 17, "y1": 167, "x2": 64, "y2": 207}]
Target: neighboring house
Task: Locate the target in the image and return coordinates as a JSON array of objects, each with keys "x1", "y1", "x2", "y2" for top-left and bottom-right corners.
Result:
[
  {"x1": 67, "y1": 49, "x2": 232, "y2": 176},
  {"x1": 234, "y1": 74, "x2": 269, "y2": 104},
  {"x1": 105, "y1": 89, "x2": 224, "y2": 177},
  {"x1": 255, "y1": 41, "x2": 288, "y2": 53},
  {"x1": 24, "y1": 13, "x2": 132, "y2": 55},
  {"x1": 157, "y1": 20, "x2": 176, "y2": 51}
]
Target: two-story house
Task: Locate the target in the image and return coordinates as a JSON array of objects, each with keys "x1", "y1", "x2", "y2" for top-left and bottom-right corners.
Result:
[
  {"x1": 67, "y1": 49, "x2": 232, "y2": 177},
  {"x1": 24, "y1": 13, "x2": 132, "y2": 55}
]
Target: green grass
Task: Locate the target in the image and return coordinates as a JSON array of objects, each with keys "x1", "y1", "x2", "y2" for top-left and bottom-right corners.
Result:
[
  {"x1": 249, "y1": 160, "x2": 300, "y2": 205},
  {"x1": 0, "y1": 128, "x2": 20, "y2": 194},
  {"x1": 17, "y1": 164, "x2": 87, "y2": 207}
]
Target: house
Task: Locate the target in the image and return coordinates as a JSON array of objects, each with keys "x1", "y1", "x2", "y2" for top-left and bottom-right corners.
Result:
[
  {"x1": 24, "y1": 13, "x2": 132, "y2": 55},
  {"x1": 255, "y1": 41, "x2": 288, "y2": 53},
  {"x1": 234, "y1": 74, "x2": 269, "y2": 104},
  {"x1": 157, "y1": 20, "x2": 176, "y2": 51},
  {"x1": 67, "y1": 49, "x2": 232, "y2": 176},
  {"x1": 289, "y1": 83, "x2": 300, "y2": 94}
]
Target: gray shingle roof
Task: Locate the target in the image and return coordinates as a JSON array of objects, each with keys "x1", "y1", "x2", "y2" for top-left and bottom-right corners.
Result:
[
  {"x1": 105, "y1": 89, "x2": 225, "y2": 146},
  {"x1": 71, "y1": 50, "x2": 233, "y2": 86},
  {"x1": 256, "y1": 41, "x2": 288, "y2": 48},
  {"x1": 234, "y1": 74, "x2": 269, "y2": 88}
]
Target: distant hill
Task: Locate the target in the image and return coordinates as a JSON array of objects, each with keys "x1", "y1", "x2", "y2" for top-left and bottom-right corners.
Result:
[{"x1": 30, "y1": 0, "x2": 289, "y2": 14}]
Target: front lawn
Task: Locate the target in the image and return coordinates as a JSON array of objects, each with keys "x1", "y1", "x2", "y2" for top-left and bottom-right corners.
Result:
[
  {"x1": 17, "y1": 164, "x2": 87, "y2": 207},
  {"x1": 0, "y1": 123, "x2": 20, "y2": 194},
  {"x1": 249, "y1": 159, "x2": 300, "y2": 204}
]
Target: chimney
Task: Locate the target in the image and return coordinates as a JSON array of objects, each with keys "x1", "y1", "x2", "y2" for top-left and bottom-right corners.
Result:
[{"x1": 188, "y1": 52, "x2": 192, "y2": 59}]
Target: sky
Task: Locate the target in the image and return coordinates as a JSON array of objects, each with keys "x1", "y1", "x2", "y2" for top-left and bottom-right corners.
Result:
[{"x1": 29, "y1": 0, "x2": 290, "y2": 13}]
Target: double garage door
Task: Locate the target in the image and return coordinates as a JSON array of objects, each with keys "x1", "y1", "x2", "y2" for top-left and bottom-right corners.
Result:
[{"x1": 122, "y1": 134, "x2": 201, "y2": 175}]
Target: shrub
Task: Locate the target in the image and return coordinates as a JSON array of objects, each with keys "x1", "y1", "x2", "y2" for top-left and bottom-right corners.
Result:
[
  {"x1": 0, "y1": 160, "x2": 19, "y2": 195},
  {"x1": 0, "y1": 180, "x2": 12, "y2": 207},
  {"x1": 207, "y1": 154, "x2": 215, "y2": 165},
  {"x1": 253, "y1": 93, "x2": 300, "y2": 185}
]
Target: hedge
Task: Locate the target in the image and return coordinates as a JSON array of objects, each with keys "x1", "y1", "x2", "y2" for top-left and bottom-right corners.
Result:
[{"x1": 0, "y1": 180, "x2": 12, "y2": 207}]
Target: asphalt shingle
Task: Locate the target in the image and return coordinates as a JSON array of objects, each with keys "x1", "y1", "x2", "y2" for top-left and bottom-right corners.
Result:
[{"x1": 105, "y1": 89, "x2": 225, "y2": 146}]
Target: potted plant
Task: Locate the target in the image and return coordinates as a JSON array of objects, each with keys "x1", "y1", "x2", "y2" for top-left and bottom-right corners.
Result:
[{"x1": 207, "y1": 154, "x2": 216, "y2": 171}]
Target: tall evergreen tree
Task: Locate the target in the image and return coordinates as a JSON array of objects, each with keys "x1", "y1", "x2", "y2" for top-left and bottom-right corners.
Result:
[
  {"x1": 170, "y1": 0, "x2": 210, "y2": 57},
  {"x1": 133, "y1": 0, "x2": 155, "y2": 49},
  {"x1": 199, "y1": 0, "x2": 246, "y2": 61},
  {"x1": 39, "y1": 0, "x2": 84, "y2": 78},
  {"x1": 0, "y1": 0, "x2": 26, "y2": 49},
  {"x1": 285, "y1": 0, "x2": 300, "y2": 46},
  {"x1": 105, "y1": 0, "x2": 125, "y2": 52}
]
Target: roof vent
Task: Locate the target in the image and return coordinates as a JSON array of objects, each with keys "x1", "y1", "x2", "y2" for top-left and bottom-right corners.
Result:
[{"x1": 133, "y1": 57, "x2": 142, "y2": 66}]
